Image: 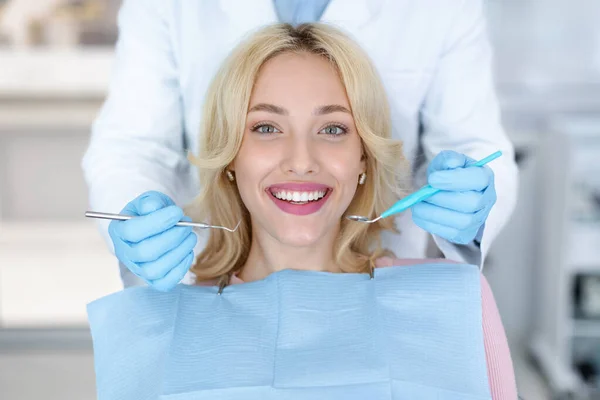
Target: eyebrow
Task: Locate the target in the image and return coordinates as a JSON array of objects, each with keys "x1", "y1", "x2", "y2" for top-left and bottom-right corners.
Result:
[
  {"x1": 248, "y1": 103, "x2": 351, "y2": 116},
  {"x1": 248, "y1": 103, "x2": 288, "y2": 115},
  {"x1": 314, "y1": 104, "x2": 351, "y2": 115}
]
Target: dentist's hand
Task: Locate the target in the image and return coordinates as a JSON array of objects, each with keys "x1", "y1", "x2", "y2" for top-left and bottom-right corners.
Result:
[
  {"x1": 108, "y1": 191, "x2": 197, "y2": 291},
  {"x1": 412, "y1": 151, "x2": 497, "y2": 245}
]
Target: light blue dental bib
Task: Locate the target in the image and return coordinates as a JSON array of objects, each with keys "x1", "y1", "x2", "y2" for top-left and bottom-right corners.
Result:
[{"x1": 87, "y1": 263, "x2": 492, "y2": 400}]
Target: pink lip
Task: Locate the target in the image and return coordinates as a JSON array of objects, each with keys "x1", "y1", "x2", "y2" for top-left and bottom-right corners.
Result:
[{"x1": 266, "y1": 182, "x2": 332, "y2": 216}]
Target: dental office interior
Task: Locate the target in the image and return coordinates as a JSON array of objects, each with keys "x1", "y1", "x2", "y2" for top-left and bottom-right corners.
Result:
[{"x1": 0, "y1": 0, "x2": 599, "y2": 399}]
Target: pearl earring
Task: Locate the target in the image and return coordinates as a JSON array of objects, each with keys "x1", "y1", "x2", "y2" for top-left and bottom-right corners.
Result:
[
  {"x1": 226, "y1": 170, "x2": 235, "y2": 182},
  {"x1": 358, "y1": 173, "x2": 366, "y2": 185}
]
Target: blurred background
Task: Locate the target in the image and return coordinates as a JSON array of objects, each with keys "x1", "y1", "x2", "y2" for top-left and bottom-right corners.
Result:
[{"x1": 0, "y1": 0, "x2": 599, "y2": 399}]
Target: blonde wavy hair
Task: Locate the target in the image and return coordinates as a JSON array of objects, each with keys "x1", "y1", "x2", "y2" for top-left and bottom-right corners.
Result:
[{"x1": 187, "y1": 23, "x2": 410, "y2": 284}]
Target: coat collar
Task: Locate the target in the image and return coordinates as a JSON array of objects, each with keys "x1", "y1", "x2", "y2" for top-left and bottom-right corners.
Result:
[{"x1": 216, "y1": 0, "x2": 375, "y2": 35}]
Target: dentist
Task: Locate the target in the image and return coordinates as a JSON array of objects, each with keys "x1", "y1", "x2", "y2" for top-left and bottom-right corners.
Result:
[{"x1": 82, "y1": 0, "x2": 518, "y2": 290}]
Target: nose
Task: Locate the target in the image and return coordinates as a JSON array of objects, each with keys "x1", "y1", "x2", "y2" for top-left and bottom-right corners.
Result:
[{"x1": 280, "y1": 135, "x2": 319, "y2": 176}]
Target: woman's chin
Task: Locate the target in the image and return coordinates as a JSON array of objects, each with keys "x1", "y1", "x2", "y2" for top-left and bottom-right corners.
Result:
[{"x1": 274, "y1": 227, "x2": 327, "y2": 248}]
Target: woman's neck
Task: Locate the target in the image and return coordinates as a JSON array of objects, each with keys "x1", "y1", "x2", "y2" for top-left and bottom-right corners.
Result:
[{"x1": 238, "y1": 228, "x2": 342, "y2": 282}]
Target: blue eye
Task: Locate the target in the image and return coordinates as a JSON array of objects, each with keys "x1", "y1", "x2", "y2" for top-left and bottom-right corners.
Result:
[
  {"x1": 320, "y1": 124, "x2": 347, "y2": 136},
  {"x1": 251, "y1": 124, "x2": 280, "y2": 134}
]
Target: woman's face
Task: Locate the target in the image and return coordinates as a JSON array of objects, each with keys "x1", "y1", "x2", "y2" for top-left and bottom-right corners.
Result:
[{"x1": 232, "y1": 51, "x2": 365, "y2": 247}]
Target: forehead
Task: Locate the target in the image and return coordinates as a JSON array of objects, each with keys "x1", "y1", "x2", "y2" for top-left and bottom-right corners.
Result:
[{"x1": 250, "y1": 52, "x2": 350, "y2": 110}]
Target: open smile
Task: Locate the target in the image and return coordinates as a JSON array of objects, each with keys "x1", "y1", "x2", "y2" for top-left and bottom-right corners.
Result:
[{"x1": 266, "y1": 184, "x2": 333, "y2": 216}]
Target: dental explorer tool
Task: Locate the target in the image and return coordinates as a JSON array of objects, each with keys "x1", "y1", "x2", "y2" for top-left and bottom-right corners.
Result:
[
  {"x1": 85, "y1": 211, "x2": 241, "y2": 232},
  {"x1": 346, "y1": 150, "x2": 503, "y2": 224}
]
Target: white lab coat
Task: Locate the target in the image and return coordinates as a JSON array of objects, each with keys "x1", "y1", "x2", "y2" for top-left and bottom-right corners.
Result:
[{"x1": 82, "y1": 0, "x2": 518, "y2": 287}]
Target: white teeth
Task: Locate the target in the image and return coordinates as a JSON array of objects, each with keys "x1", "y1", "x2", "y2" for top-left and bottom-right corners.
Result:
[{"x1": 271, "y1": 189, "x2": 327, "y2": 203}]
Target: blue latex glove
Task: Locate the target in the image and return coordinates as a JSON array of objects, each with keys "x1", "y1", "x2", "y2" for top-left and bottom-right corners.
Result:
[
  {"x1": 412, "y1": 151, "x2": 497, "y2": 245},
  {"x1": 108, "y1": 191, "x2": 198, "y2": 291}
]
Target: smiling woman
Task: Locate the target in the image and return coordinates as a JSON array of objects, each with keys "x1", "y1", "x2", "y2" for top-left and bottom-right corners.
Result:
[
  {"x1": 88, "y1": 22, "x2": 518, "y2": 400},
  {"x1": 187, "y1": 23, "x2": 410, "y2": 285}
]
